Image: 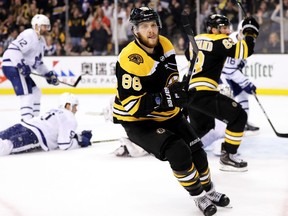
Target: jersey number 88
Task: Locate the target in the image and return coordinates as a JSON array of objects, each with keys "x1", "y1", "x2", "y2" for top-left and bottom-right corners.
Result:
[{"x1": 122, "y1": 74, "x2": 142, "y2": 91}]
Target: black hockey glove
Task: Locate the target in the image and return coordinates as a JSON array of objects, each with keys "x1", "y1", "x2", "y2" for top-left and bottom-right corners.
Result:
[
  {"x1": 45, "y1": 71, "x2": 59, "y2": 85},
  {"x1": 242, "y1": 17, "x2": 260, "y2": 38},
  {"x1": 154, "y1": 82, "x2": 188, "y2": 109}
]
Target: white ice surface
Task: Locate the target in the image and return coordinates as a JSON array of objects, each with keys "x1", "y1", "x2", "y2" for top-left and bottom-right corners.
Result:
[{"x1": 0, "y1": 94, "x2": 287, "y2": 216}]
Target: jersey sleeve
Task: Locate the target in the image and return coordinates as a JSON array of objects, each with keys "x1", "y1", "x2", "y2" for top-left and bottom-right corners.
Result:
[
  {"x1": 222, "y1": 57, "x2": 250, "y2": 88},
  {"x1": 57, "y1": 111, "x2": 80, "y2": 150},
  {"x1": 212, "y1": 34, "x2": 254, "y2": 60}
]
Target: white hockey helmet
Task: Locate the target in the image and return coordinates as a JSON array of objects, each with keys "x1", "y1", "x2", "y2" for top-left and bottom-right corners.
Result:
[
  {"x1": 59, "y1": 93, "x2": 79, "y2": 111},
  {"x1": 31, "y1": 14, "x2": 51, "y2": 32}
]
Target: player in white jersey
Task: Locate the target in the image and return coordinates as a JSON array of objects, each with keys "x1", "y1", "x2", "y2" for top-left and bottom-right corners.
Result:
[
  {"x1": 0, "y1": 93, "x2": 92, "y2": 155},
  {"x1": 2, "y1": 14, "x2": 59, "y2": 120},
  {"x1": 221, "y1": 29, "x2": 259, "y2": 132}
]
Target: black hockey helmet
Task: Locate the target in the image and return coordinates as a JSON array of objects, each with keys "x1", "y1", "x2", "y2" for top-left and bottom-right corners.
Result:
[
  {"x1": 206, "y1": 14, "x2": 230, "y2": 33},
  {"x1": 130, "y1": 7, "x2": 162, "y2": 28}
]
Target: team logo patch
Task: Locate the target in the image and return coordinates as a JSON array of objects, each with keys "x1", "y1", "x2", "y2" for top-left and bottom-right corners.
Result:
[
  {"x1": 156, "y1": 128, "x2": 165, "y2": 134},
  {"x1": 128, "y1": 54, "x2": 144, "y2": 65}
]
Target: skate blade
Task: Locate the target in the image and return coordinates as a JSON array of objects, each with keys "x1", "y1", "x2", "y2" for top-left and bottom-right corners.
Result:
[
  {"x1": 244, "y1": 130, "x2": 260, "y2": 137},
  {"x1": 219, "y1": 164, "x2": 248, "y2": 172},
  {"x1": 220, "y1": 203, "x2": 233, "y2": 208}
]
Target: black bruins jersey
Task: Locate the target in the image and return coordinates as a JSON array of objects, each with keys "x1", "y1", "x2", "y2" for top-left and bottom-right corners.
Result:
[
  {"x1": 113, "y1": 35, "x2": 181, "y2": 123},
  {"x1": 189, "y1": 33, "x2": 254, "y2": 91}
]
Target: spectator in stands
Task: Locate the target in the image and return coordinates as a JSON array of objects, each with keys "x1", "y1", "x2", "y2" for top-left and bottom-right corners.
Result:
[
  {"x1": 48, "y1": 0, "x2": 66, "y2": 25},
  {"x1": 0, "y1": 1, "x2": 8, "y2": 23},
  {"x1": 89, "y1": 20, "x2": 111, "y2": 55},
  {"x1": 271, "y1": 1, "x2": 288, "y2": 49},
  {"x1": 123, "y1": 5, "x2": 134, "y2": 42},
  {"x1": 55, "y1": 40, "x2": 66, "y2": 56},
  {"x1": 2, "y1": 14, "x2": 17, "y2": 33},
  {"x1": 68, "y1": 7, "x2": 86, "y2": 48},
  {"x1": 254, "y1": 0, "x2": 273, "y2": 53},
  {"x1": 3, "y1": 28, "x2": 18, "y2": 50},
  {"x1": 262, "y1": 31, "x2": 281, "y2": 53},
  {"x1": 200, "y1": 0, "x2": 220, "y2": 32},
  {"x1": 219, "y1": 0, "x2": 239, "y2": 30},
  {"x1": 111, "y1": 16, "x2": 128, "y2": 54},
  {"x1": 88, "y1": 6, "x2": 111, "y2": 32},
  {"x1": 29, "y1": 0, "x2": 39, "y2": 18},
  {"x1": 155, "y1": 2, "x2": 171, "y2": 37},
  {"x1": 70, "y1": 37, "x2": 93, "y2": 56},
  {"x1": 170, "y1": 0, "x2": 183, "y2": 35},
  {"x1": 111, "y1": 3, "x2": 126, "y2": 21},
  {"x1": 101, "y1": 0, "x2": 113, "y2": 18},
  {"x1": 51, "y1": 20, "x2": 65, "y2": 45},
  {"x1": 174, "y1": 34, "x2": 186, "y2": 55},
  {"x1": 45, "y1": 35, "x2": 57, "y2": 56},
  {"x1": 63, "y1": 40, "x2": 74, "y2": 56}
]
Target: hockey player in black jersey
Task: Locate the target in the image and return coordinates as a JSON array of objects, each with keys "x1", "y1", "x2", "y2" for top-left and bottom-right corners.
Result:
[
  {"x1": 186, "y1": 14, "x2": 260, "y2": 172},
  {"x1": 113, "y1": 7, "x2": 230, "y2": 216}
]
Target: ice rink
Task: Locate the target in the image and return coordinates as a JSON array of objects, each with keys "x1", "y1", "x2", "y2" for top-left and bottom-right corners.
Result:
[{"x1": 0, "y1": 93, "x2": 287, "y2": 216}]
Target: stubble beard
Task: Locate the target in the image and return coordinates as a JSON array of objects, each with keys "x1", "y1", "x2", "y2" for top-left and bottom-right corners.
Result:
[{"x1": 137, "y1": 33, "x2": 159, "y2": 49}]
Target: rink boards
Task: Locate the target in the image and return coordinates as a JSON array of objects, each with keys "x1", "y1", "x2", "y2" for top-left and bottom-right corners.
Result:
[{"x1": 0, "y1": 55, "x2": 288, "y2": 95}]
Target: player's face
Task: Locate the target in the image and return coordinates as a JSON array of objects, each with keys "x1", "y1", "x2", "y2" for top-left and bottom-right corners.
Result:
[
  {"x1": 135, "y1": 21, "x2": 159, "y2": 49},
  {"x1": 219, "y1": 26, "x2": 231, "y2": 35},
  {"x1": 71, "y1": 104, "x2": 78, "y2": 114},
  {"x1": 40, "y1": 25, "x2": 51, "y2": 36}
]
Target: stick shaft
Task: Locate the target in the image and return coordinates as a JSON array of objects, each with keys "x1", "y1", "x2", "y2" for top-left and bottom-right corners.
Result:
[
  {"x1": 31, "y1": 72, "x2": 81, "y2": 87},
  {"x1": 253, "y1": 93, "x2": 288, "y2": 138}
]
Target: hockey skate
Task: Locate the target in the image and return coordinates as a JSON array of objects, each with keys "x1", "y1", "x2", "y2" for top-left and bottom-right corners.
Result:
[
  {"x1": 220, "y1": 151, "x2": 248, "y2": 172},
  {"x1": 205, "y1": 183, "x2": 231, "y2": 207},
  {"x1": 244, "y1": 122, "x2": 259, "y2": 131},
  {"x1": 194, "y1": 195, "x2": 217, "y2": 216},
  {"x1": 113, "y1": 145, "x2": 130, "y2": 157}
]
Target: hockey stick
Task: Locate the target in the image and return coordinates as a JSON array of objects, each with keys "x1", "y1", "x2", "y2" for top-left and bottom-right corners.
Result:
[
  {"x1": 235, "y1": 0, "x2": 247, "y2": 17},
  {"x1": 31, "y1": 72, "x2": 82, "y2": 88},
  {"x1": 85, "y1": 111, "x2": 104, "y2": 116},
  {"x1": 253, "y1": 92, "x2": 288, "y2": 138},
  {"x1": 181, "y1": 12, "x2": 199, "y2": 91},
  {"x1": 92, "y1": 138, "x2": 119, "y2": 144}
]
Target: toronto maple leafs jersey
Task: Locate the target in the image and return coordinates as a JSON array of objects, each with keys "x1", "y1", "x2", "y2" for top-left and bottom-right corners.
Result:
[
  {"x1": 221, "y1": 32, "x2": 250, "y2": 88},
  {"x1": 21, "y1": 108, "x2": 80, "y2": 151},
  {"x1": 2, "y1": 28, "x2": 50, "y2": 75}
]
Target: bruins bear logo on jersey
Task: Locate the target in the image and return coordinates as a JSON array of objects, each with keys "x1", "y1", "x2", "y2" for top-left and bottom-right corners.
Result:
[{"x1": 128, "y1": 54, "x2": 144, "y2": 65}]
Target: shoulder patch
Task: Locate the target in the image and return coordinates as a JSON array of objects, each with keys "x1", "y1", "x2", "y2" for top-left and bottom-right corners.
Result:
[{"x1": 128, "y1": 54, "x2": 144, "y2": 65}]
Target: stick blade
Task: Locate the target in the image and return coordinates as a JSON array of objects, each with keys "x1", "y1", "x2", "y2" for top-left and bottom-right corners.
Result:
[
  {"x1": 275, "y1": 132, "x2": 288, "y2": 138},
  {"x1": 72, "y1": 75, "x2": 82, "y2": 87}
]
